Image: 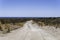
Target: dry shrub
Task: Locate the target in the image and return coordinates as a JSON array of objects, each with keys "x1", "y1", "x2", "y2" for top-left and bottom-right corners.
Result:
[
  {"x1": 0, "y1": 24, "x2": 10, "y2": 34},
  {"x1": 15, "y1": 22, "x2": 25, "y2": 27},
  {"x1": 0, "y1": 22, "x2": 25, "y2": 34},
  {"x1": 37, "y1": 22, "x2": 45, "y2": 26}
]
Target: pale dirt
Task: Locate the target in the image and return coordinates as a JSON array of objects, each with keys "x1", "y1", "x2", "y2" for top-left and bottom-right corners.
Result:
[{"x1": 0, "y1": 20, "x2": 60, "y2": 40}]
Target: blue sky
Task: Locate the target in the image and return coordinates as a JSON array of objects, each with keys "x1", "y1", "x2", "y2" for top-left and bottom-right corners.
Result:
[{"x1": 0, "y1": 0, "x2": 60, "y2": 17}]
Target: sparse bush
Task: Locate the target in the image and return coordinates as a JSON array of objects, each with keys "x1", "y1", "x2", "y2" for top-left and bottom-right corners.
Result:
[
  {"x1": 0, "y1": 17, "x2": 60, "y2": 34},
  {"x1": 15, "y1": 22, "x2": 24, "y2": 26},
  {"x1": 37, "y1": 22, "x2": 45, "y2": 26}
]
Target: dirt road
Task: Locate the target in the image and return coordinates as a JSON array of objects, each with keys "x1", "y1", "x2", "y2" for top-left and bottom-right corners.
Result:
[{"x1": 0, "y1": 21, "x2": 59, "y2": 40}]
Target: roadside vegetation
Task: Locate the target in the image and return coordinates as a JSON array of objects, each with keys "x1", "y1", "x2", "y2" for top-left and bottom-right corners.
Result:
[{"x1": 0, "y1": 17, "x2": 60, "y2": 34}]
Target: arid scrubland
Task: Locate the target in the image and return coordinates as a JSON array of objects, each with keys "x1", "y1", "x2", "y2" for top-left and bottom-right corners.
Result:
[{"x1": 0, "y1": 17, "x2": 60, "y2": 34}]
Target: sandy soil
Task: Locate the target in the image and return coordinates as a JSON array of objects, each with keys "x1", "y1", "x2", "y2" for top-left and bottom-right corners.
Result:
[{"x1": 0, "y1": 20, "x2": 60, "y2": 40}]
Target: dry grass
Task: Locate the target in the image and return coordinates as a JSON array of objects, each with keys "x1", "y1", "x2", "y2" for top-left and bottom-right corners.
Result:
[
  {"x1": 15, "y1": 22, "x2": 25, "y2": 27},
  {"x1": 0, "y1": 17, "x2": 60, "y2": 34},
  {"x1": 0, "y1": 22, "x2": 25, "y2": 34}
]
